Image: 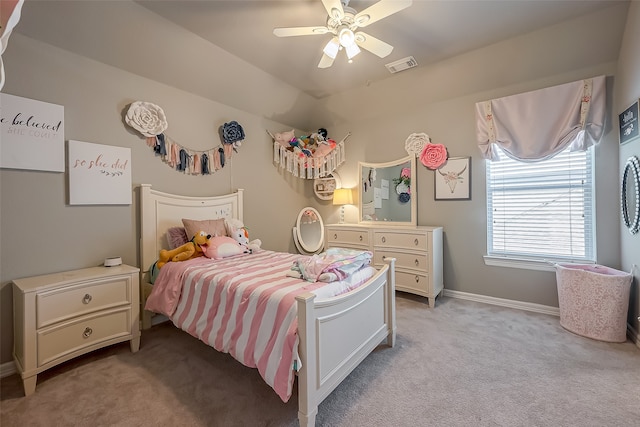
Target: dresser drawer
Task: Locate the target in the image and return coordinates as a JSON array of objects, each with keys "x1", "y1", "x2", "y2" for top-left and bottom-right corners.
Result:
[
  {"x1": 373, "y1": 231, "x2": 427, "y2": 250},
  {"x1": 37, "y1": 277, "x2": 131, "y2": 328},
  {"x1": 37, "y1": 308, "x2": 131, "y2": 366},
  {"x1": 374, "y1": 250, "x2": 429, "y2": 272},
  {"x1": 395, "y1": 270, "x2": 429, "y2": 296},
  {"x1": 326, "y1": 228, "x2": 369, "y2": 246}
]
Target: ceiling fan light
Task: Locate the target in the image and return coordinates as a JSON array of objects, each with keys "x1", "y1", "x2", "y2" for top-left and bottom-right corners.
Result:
[
  {"x1": 338, "y1": 27, "x2": 356, "y2": 47},
  {"x1": 355, "y1": 14, "x2": 370, "y2": 26},
  {"x1": 345, "y1": 42, "x2": 361, "y2": 59},
  {"x1": 323, "y1": 38, "x2": 340, "y2": 59}
]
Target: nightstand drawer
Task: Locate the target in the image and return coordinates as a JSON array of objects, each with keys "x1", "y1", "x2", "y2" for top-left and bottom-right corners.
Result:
[
  {"x1": 326, "y1": 229, "x2": 369, "y2": 246},
  {"x1": 374, "y1": 250, "x2": 429, "y2": 272},
  {"x1": 374, "y1": 231, "x2": 427, "y2": 250},
  {"x1": 37, "y1": 308, "x2": 131, "y2": 366},
  {"x1": 37, "y1": 277, "x2": 131, "y2": 328}
]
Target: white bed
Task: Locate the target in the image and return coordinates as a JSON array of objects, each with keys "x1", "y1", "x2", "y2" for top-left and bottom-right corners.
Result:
[{"x1": 138, "y1": 184, "x2": 396, "y2": 426}]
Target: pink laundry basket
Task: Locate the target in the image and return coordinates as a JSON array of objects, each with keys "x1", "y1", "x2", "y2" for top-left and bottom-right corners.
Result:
[{"x1": 555, "y1": 264, "x2": 632, "y2": 342}]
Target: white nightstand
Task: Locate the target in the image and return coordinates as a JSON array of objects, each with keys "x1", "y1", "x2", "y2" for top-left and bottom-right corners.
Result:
[{"x1": 12, "y1": 265, "x2": 140, "y2": 396}]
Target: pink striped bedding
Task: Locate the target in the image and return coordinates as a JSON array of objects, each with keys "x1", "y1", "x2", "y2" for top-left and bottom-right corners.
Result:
[{"x1": 145, "y1": 249, "x2": 374, "y2": 402}]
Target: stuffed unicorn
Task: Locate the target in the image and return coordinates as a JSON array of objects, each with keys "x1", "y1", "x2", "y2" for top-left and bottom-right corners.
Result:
[{"x1": 226, "y1": 218, "x2": 262, "y2": 252}]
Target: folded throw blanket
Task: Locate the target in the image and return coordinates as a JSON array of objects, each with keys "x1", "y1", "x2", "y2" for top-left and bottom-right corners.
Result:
[{"x1": 291, "y1": 247, "x2": 372, "y2": 282}]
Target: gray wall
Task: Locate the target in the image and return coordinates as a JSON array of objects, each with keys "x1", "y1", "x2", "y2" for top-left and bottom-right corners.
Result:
[
  {"x1": 1, "y1": 2, "x2": 637, "y2": 366},
  {"x1": 317, "y1": 5, "x2": 625, "y2": 310},
  {"x1": 615, "y1": 2, "x2": 640, "y2": 341},
  {"x1": 0, "y1": 34, "x2": 316, "y2": 364}
]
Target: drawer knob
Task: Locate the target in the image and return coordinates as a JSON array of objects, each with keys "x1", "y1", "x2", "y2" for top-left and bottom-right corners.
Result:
[
  {"x1": 381, "y1": 236, "x2": 386, "y2": 243},
  {"x1": 359, "y1": 235, "x2": 363, "y2": 241},
  {"x1": 82, "y1": 294, "x2": 92, "y2": 304},
  {"x1": 334, "y1": 233, "x2": 337, "y2": 239},
  {"x1": 415, "y1": 275, "x2": 420, "y2": 283},
  {"x1": 414, "y1": 238, "x2": 419, "y2": 246},
  {"x1": 82, "y1": 327, "x2": 93, "y2": 338},
  {"x1": 415, "y1": 259, "x2": 420, "y2": 266}
]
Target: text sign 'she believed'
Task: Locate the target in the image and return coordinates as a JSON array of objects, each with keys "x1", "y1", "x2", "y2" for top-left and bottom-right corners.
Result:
[{"x1": 0, "y1": 93, "x2": 65, "y2": 171}]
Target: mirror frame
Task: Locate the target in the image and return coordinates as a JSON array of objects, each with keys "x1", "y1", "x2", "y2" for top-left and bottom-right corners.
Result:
[
  {"x1": 621, "y1": 155, "x2": 640, "y2": 235},
  {"x1": 358, "y1": 155, "x2": 417, "y2": 226},
  {"x1": 293, "y1": 207, "x2": 325, "y2": 254}
]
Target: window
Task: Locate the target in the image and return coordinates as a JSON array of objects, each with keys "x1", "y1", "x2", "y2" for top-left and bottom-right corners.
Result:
[{"x1": 485, "y1": 146, "x2": 595, "y2": 269}]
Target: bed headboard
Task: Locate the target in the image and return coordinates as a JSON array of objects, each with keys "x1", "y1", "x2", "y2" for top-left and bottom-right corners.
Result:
[{"x1": 139, "y1": 184, "x2": 244, "y2": 276}]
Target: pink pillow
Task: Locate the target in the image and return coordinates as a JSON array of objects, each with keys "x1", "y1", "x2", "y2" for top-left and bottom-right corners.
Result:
[
  {"x1": 166, "y1": 227, "x2": 189, "y2": 249},
  {"x1": 204, "y1": 236, "x2": 250, "y2": 260},
  {"x1": 182, "y1": 218, "x2": 228, "y2": 241}
]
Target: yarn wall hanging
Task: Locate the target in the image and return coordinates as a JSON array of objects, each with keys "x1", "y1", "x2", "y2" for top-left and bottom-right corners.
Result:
[
  {"x1": 124, "y1": 101, "x2": 245, "y2": 175},
  {"x1": 268, "y1": 128, "x2": 350, "y2": 179}
]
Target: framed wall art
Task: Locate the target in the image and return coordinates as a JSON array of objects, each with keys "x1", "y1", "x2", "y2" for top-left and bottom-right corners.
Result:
[
  {"x1": 68, "y1": 140, "x2": 132, "y2": 205},
  {"x1": 619, "y1": 100, "x2": 639, "y2": 145},
  {"x1": 435, "y1": 156, "x2": 471, "y2": 200},
  {"x1": 0, "y1": 93, "x2": 65, "y2": 172}
]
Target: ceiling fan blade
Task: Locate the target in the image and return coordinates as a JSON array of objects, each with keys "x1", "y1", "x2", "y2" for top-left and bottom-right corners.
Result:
[
  {"x1": 354, "y1": 0, "x2": 412, "y2": 28},
  {"x1": 273, "y1": 26, "x2": 329, "y2": 37},
  {"x1": 321, "y1": 0, "x2": 345, "y2": 21},
  {"x1": 318, "y1": 53, "x2": 336, "y2": 69},
  {"x1": 355, "y1": 32, "x2": 393, "y2": 58}
]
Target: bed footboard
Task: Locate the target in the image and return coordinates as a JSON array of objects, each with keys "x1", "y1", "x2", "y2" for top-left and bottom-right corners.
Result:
[{"x1": 295, "y1": 257, "x2": 396, "y2": 427}]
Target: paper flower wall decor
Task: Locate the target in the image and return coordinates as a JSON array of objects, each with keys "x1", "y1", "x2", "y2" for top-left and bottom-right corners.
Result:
[
  {"x1": 420, "y1": 141, "x2": 449, "y2": 170},
  {"x1": 123, "y1": 101, "x2": 244, "y2": 176},
  {"x1": 222, "y1": 121, "x2": 245, "y2": 146},
  {"x1": 405, "y1": 132, "x2": 430, "y2": 156},
  {"x1": 125, "y1": 101, "x2": 168, "y2": 137},
  {"x1": 393, "y1": 167, "x2": 411, "y2": 202}
]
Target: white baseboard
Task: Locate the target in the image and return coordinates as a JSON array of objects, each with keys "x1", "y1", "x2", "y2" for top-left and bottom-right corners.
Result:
[
  {"x1": 444, "y1": 289, "x2": 638, "y2": 345},
  {"x1": 1, "y1": 360, "x2": 16, "y2": 378},
  {"x1": 627, "y1": 323, "x2": 640, "y2": 349},
  {"x1": 443, "y1": 289, "x2": 560, "y2": 316}
]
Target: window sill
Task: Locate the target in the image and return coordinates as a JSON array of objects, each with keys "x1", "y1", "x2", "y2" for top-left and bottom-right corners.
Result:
[{"x1": 483, "y1": 256, "x2": 595, "y2": 272}]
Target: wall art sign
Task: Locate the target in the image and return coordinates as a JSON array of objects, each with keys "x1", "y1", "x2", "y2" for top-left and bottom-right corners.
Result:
[
  {"x1": 68, "y1": 140, "x2": 132, "y2": 205},
  {"x1": 435, "y1": 156, "x2": 471, "y2": 200},
  {"x1": 0, "y1": 93, "x2": 65, "y2": 171},
  {"x1": 619, "y1": 100, "x2": 639, "y2": 145}
]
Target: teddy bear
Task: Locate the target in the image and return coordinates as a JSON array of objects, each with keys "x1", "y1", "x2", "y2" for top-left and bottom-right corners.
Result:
[
  {"x1": 157, "y1": 230, "x2": 211, "y2": 268},
  {"x1": 225, "y1": 218, "x2": 262, "y2": 252}
]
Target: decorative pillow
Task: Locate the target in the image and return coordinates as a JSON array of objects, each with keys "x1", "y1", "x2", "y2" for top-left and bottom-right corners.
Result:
[
  {"x1": 166, "y1": 226, "x2": 189, "y2": 249},
  {"x1": 182, "y1": 218, "x2": 228, "y2": 241},
  {"x1": 203, "y1": 236, "x2": 250, "y2": 260}
]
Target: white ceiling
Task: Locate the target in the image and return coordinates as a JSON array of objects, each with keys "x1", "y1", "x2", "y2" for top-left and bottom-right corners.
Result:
[{"x1": 133, "y1": 0, "x2": 628, "y2": 99}]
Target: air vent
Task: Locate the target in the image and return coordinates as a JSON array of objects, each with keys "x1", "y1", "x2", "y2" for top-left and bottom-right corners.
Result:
[{"x1": 385, "y1": 56, "x2": 418, "y2": 74}]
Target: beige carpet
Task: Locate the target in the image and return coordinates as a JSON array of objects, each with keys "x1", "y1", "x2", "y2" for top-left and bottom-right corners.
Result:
[{"x1": 2, "y1": 294, "x2": 639, "y2": 427}]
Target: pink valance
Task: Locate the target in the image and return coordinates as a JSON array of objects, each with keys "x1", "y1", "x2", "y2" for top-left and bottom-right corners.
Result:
[{"x1": 475, "y1": 76, "x2": 606, "y2": 161}]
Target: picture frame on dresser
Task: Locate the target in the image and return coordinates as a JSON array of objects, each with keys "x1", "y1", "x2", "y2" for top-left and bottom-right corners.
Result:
[{"x1": 434, "y1": 156, "x2": 471, "y2": 200}]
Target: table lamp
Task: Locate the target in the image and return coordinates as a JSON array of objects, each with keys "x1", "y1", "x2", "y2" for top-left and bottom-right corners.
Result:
[{"x1": 332, "y1": 188, "x2": 353, "y2": 224}]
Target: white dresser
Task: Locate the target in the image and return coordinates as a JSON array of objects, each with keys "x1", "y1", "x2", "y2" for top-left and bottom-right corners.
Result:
[
  {"x1": 12, "y1": 265, "x2": 140, "y2": 396},
  {"x1": 325, "y1": 224, "x2": 443, "y2": 307}
]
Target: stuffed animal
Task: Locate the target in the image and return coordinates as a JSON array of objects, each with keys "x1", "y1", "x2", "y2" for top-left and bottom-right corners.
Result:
[
  {"x1": 205, "y1": 236, "x2": 250, "y2": 260},
  {"x1": 273, "y1": 129, "x2": 296, "y2": 148},
  {"x1": 157, "y1": 230, "x2": 211, "y2": 268},
  {"x1": 226, "y1": 218, "x2": 262, "y2": 252}
]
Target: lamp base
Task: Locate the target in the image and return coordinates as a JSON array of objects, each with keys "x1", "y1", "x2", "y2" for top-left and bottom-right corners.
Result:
[{"x1": 339, "y1": 205, "x2": 345, "y2": 224}]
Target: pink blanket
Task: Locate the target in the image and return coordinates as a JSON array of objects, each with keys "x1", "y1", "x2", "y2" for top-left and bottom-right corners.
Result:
[{"x1": 145, "y1": 250, "x2": 347, "y2": 402}]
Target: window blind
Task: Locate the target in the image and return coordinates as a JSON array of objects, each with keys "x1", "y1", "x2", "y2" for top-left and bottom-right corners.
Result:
[{"x1": 486, "y1": 147, "x2": 594, "y2": 263}]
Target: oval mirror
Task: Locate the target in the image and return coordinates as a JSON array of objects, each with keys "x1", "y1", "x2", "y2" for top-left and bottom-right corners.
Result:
[
  {"x1": 359, "y1": 155, "x2": 417, "y2": 226},
  {"x1": 621, "y1": 155, "x2": 640, "y2": 235},
  {"x1": 293, "y1": 207, "x2": 325, "y2": 254}
]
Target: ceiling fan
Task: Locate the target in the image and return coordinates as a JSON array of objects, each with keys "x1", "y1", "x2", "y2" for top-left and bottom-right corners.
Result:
[{"x1": 273, "y1": 0, "x2": 412, "y2": 68}]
